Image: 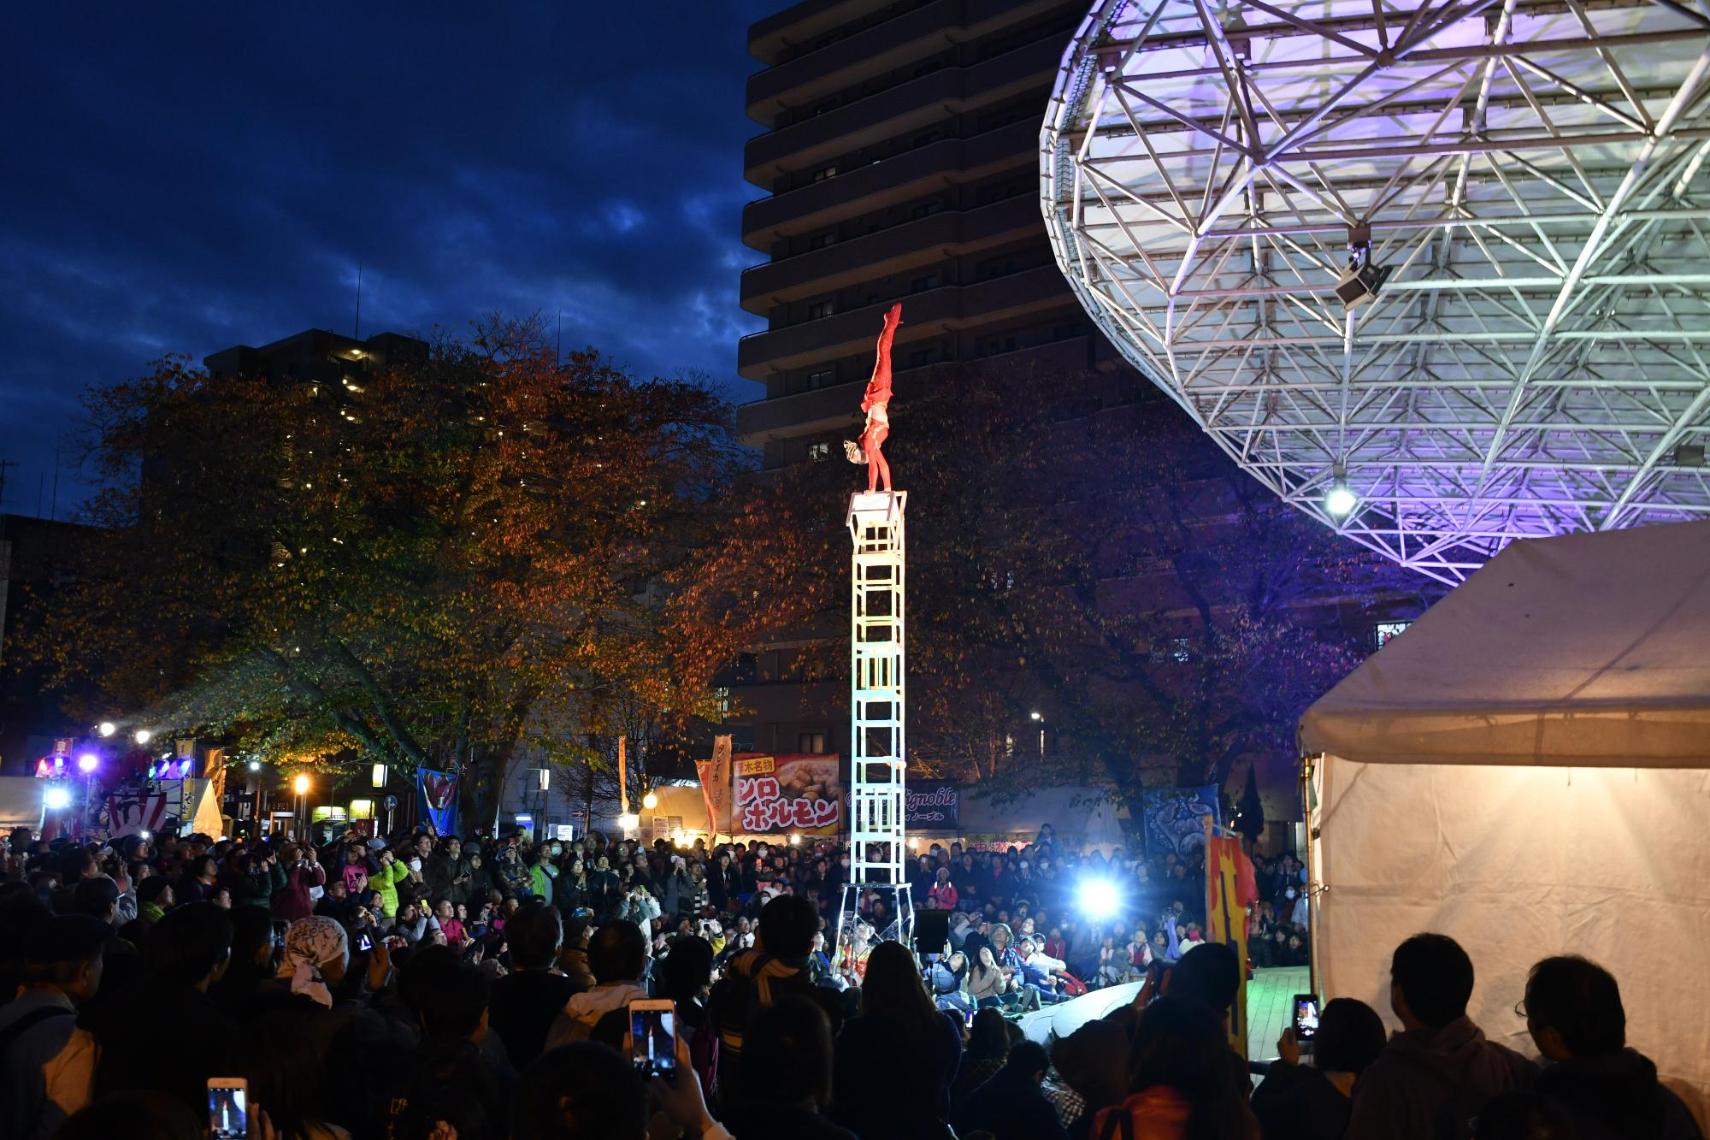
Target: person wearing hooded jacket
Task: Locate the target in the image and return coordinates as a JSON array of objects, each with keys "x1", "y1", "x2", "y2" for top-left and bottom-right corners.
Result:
[
  {"x1": 1346, "y1": 934, "x2": 1534, "y2": 1140},
  {"x1": 542, "y1": 919, "x2": 650, "y2": 1049},
  {"x1": 1521, "y1": 955, "x2": 1702, "y2": 1140}
]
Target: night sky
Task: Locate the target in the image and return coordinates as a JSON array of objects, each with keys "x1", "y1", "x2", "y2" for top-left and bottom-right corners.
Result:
[{"x1": 1, "y1": 4, "x2": 774, "y2": 515}]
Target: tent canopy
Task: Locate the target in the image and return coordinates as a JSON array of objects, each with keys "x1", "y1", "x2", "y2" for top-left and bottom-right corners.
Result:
[{"x1": 1300, "y1": 520, "x2": 1710, "y2": 767}]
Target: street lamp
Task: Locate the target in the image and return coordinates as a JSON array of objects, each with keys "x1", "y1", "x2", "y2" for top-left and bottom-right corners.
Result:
[
  {"x1": 97, "y1": 721, "x2": 116, "y2": 738},
  {"x1": 292, "y1": 773, "x2": 311, "y2": 839},
  {"x1": 1030, "y1": 712, "x2": 1046, "y2": 758},
  {"x1": 642, "y1": 789, "x2": 658, "y2": 811},
  {"x1": 134, "y1": 729, "x2": 152, "y2": 745},
  {"x1": 537, "y1": 767, "x2": 551, "y2": 843}
]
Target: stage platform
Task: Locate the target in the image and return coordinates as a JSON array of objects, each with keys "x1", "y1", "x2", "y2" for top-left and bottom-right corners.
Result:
[{"x1": 1017, "y1": 966, "x2": 1310, "y2": 1063}]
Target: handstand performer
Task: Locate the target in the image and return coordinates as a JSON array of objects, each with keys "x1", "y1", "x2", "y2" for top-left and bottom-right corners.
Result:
[{"x1": 844, "y1": 302, "x2": 902, "y2": 493}]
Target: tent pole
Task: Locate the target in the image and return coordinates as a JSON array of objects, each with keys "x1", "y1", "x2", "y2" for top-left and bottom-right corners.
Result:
[{"x1": 1300, "y1": 752, "x2": 1320, "y2": 999}]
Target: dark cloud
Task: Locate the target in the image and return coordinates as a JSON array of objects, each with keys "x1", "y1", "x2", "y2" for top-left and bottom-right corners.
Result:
[{"x1": 0, "y1": 3, "x2": 771, "y2": 513}]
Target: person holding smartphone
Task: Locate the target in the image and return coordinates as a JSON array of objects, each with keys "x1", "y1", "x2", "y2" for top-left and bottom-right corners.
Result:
[{"x1": 1252, "y1": 997, "x2": 1387, "y2": 1140}]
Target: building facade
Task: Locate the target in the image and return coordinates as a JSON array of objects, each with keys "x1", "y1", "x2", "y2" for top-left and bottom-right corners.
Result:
[{"x1": 727, "y1": 1, "x2": 1437, "y2": 816}]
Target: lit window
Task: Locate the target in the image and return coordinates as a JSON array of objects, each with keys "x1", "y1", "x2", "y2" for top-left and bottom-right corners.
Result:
[
  {"x1": 808, "y1": 442, "x2": 831, "y2": 462},
  {"x1": 798, "y1": 732, "x2": 827, "y2": 754},
  {"x1": 807, "y1": 299, "x2": 835, "y2": 320},
  {"x1": 811, "y1": 164, "x2": 838, "y2": 182},
  {"x1": 806, "y1": 368, "x2": 834, "y2": 389}
]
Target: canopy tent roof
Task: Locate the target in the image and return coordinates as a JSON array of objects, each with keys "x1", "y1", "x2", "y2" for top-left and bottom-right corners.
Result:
[{"x1": 1300, "y1": 520, "x2": 1710, "y2": 766}]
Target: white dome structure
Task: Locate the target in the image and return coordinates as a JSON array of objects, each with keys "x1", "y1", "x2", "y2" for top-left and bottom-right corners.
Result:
[{"x1": 1042, "y1": 0, "x2": 1710, "y2": 582}]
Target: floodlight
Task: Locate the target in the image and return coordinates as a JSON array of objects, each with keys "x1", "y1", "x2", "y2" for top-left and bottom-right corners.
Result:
[
  {"x1": 642, "y1": 790, "x2": 658, "y2": 810},
  {"x1": 1077, "y1": 878, "x2": 1121, "y2": 921},
  {"x1": 138, "y1": 830, "x2": 152, "y2": 840},
  {"x1": 789, "y1": 832, "x2": 802, "y2": 846},
  {"x1": 97, "y1": 721, "x2": 117, "y2": 738},
  {"x1": 133, "y1": 729, "x2": 152, "y2": 745},
  {"x1": 1029, "y1": 711, "x2": 1043, "y2": 722},
  {"x1": 43, "y1": 786, "x2": 72, "y2": 810},
  {"x1": 616, "y1": 812, "x2": 640, "y2": 832},
  {"x1": 1325, "y1": 484, "x2": 1358, "y2": 518},
  {"x1": 248, "y1": 760, "x2": 261, "y2": 772},
  {"x1": 76, "y1": 753, "x2": 100, "y2": 774}
]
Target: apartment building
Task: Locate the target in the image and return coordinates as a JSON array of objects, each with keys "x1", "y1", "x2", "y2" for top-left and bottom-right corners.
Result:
[{"x1": 737, "y1": 0, "x2": 1115, "y2": 471}]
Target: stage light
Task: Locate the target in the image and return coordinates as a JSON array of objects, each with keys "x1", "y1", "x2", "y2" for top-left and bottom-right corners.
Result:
[
  {"x1": 76, "y1": 753, "x2": 100, "y2": 774},
  {"x1": 616, "y1": 812, "x2": 640, "y2": 832},
  {"x1": 642, "y1": 790, "x2": 658, "y2": 811},
  {"x1": 97, "y1": 721, "x2": 117, "y2": 738},
  {"x1": 1325, "y1": 464, "x2": 1357, "y2": 518},
  {"x1": 43, "y1": 786, "x2": 72, "y2": 811},
  {"x1": 134, "y1": 729, "x2": 153, "y2": 745},
  {"x1": 292, "y1": 774, "x2": 311, "y2": 796},
  {"x1": 1078, "y1": 878, "x2": 1121, "y2": 921}
]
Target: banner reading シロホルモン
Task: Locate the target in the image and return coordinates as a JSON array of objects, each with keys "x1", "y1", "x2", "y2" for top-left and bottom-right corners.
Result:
[{"x1": 733, "y1": 753, "x2": 842, "y2": 836}]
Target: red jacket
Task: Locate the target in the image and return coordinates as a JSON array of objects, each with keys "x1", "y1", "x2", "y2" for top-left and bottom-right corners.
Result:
[{"x1": 270, "y1": 861, "x2": 326, "y2": 922}]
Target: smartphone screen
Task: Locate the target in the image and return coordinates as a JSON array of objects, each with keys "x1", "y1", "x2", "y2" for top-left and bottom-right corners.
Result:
[
  {"x1": 356, "y1": 931, "x2": 373, "y2": 952},
  {"x1": 208, "y1": 1081, "x2": 247, "y2": 1140},
  {"x1": 629, "y1": 1005, "x2": 677, "y2": 1077},
  {"x1": 1293, "y1": 994, "x2": 1321, "y2": 1041}
]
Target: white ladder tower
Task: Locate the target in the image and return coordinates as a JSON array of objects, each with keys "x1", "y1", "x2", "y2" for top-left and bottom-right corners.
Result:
[{"x1": 836, "y1": 490, "x2": 914, "y2": 968}]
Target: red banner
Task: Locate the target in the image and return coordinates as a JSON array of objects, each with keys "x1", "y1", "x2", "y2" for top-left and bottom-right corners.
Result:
[{"x1": 733, "y1": 752, "x2": 842, "y2": 836}]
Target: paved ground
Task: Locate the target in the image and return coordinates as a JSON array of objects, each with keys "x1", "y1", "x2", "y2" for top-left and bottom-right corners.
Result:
[{"x1": 1246, "y1": 966, "x2": 1310, "y2": 1061}]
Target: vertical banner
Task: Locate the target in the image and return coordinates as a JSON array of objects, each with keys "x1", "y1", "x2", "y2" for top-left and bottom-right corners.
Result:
[
  {"x1": 617, "y1": 737, "x2": 629, "y2": 815},
  {"x1": 694, "y1": 734, "x2": 733, "y2": 838},
  {"x1": 733, "y1": 753, "x2": 842, "y2": 836},
  {"x1": 417, "y1": 768, "x2": 459, "y2": 836},
  {"x1": 1205, "y1": 823, "x2": 1259, "y2": 1055}
]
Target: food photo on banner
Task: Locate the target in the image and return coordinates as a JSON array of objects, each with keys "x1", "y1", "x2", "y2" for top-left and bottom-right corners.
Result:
[{"x1": 732, "y1": 753, "x2": 842, "y2": 835}]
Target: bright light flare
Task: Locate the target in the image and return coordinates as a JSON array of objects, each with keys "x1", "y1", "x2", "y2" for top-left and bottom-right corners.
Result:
[
  {"x1": 292, "y1": 774, "x2": 311, "y2": 796},
  {"x1": 133, "y1": 729, "x2": 153, "y2": 745},
  {"x1": 76, "y1": 753, "x2": 100, "y2": 774},
  {"x1": 97, "y1": 722, "x2": 117, "y2": 737},
  {"x1": 616, "y1": 812, "x2": 640, "y2": 832},
  {"x1": 43, "y1": 786, "x2": 72, "y2": 811},
  {"x1": 642, "y1": 791, "x2": 659, "y2": 810},
  {"x1": 1078, "y1": 878, "x2": 1121, "y2": 921},
  {"x1": 1324, "y1": 484, "x2": 1358, "y2": 518}
]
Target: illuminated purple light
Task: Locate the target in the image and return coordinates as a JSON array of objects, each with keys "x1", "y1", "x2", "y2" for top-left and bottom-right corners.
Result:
[{"x1": 76, "y1": 752, "x2": 100, "y2": 774}]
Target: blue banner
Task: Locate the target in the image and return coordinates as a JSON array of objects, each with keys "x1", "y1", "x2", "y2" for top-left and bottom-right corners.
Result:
[
  {"x1": 1141, "y1": 784, "x2": 1221, "y2": 857},
  {"x1": 417, "y1": 768, "x2": 459, "y2": 836}
]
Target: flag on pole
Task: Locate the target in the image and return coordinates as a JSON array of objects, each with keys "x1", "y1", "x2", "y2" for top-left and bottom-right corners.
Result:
[{"x1": 1205, "y1": 822, "x2": 1259, "y2": 1054}]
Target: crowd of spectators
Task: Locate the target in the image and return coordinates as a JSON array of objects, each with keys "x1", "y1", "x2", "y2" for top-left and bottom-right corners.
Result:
[{"x1": 0, "y1": 820, "x2": 1700, "y2": 1140}]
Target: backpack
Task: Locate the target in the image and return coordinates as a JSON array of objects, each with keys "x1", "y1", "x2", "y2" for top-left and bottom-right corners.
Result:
[{"x1": 0, "y1": 1005, "x2": 75, "y2": 1060}]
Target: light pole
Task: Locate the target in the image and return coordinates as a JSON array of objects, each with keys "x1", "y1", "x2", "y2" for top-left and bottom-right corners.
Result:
[
  {"x1": 538, "y1": 767, "x2": 551, "y2": 843},
  {"x1": 1030, "y1": 711, "x2": 1045, "y2": 758},
  {"x1": 371, "y1": 764, "x2": 389, "y2": 835},
  {"x1": 248, "y1": 759, "x2": 263, "y2": 841},
  {"x1": 292, "y1": 773, "x2": 311, "y2": 840},
  {"x1": 76, "y1": 752, "x2": 100, "y2": 836}
]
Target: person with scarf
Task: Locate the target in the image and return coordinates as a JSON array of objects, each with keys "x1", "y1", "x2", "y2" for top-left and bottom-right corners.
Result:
[{"x1": 276, "y1": 915, "x2": 350, "y2": 1008}]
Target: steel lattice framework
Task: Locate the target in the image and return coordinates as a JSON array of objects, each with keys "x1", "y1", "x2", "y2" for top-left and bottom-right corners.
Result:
[{"x1": 1042, "y1": 0, "x2": 1710, "y2": 581}]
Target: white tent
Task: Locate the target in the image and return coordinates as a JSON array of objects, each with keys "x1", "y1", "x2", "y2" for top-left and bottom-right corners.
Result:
[{"x1": 1300, "y1": 520, "x2": 1710, "y2": 1119}]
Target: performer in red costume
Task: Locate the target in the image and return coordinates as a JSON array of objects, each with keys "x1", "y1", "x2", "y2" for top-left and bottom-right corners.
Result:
[{"x1": 845, "y1": 302, "x2": 902, "y2": 493}]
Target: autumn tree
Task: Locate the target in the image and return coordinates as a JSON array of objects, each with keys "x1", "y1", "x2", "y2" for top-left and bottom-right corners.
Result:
[
  {"x1": 670, "y1": 358, "x2": 1435, "y2": 800},
  {"x1": 28, "y1": 319, "x2": 742, "y2": 818}
]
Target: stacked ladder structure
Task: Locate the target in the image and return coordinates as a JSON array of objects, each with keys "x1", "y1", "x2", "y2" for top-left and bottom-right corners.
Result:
[{"x1": 836, "y1": 490, "x2": 914, "y2": 972}]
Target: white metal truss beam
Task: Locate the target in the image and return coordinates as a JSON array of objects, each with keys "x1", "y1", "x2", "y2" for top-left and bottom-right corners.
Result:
[{"x1": 1043, "y1": 0, "x2": 1710, "y2": 581}]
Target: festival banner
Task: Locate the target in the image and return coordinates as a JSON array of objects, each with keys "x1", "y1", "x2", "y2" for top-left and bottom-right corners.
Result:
[
  {"x1": 105, "y1": 788, "x2": 169, "y2": 838},
  {"x1": 694, "y1": 734, "x2": 734, "y2": 836},
  {"x1": 417, "y1": 768, "x2": 459, "y2": 836},
  {"x1": 1205, "y1": 825, "x2": 1260, "y2": 1054},
  {"x1": 904, "y1": 781, "x2": 959, "y2": 829},
  {"x1": 733, "y1": 752, "x2": 842, "y2": 836},
  {"x1": 1141, "y1": 784, "x2": 1222, "y2": 856}
]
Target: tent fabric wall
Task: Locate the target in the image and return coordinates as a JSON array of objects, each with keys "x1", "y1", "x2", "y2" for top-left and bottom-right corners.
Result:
[
  {"x1": 1300, "y1": 520, "x2": 1710, "y2": 767},
  {"x1": 1311, "y1": 755, "x2": 1710, "y2": 1117}
]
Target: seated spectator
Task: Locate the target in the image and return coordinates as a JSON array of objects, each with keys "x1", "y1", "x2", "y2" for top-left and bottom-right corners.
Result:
[
  {"x1": 832, "y1": 941, "x2": 963, "y2": 1140},
  {"x1": 544, "y1": 919, "x2": 649, "y2": 1048},
  {"x1": 1521, "y1": 955, "x2": 1702, "y2": 1140},
  {"x1": 957, "y1": 1039, "x2": 1069, "y2": 1140},
  {"x1": 1251, "y1": 997, "x2": 1387, "y2": 1140},
  {"x1": 1051, "y1": 1017, "x2": 1129, "y2": 1140},
  {"x1": 968, "y1": 945, "x2": 1015, "y2": 1010},
  {"x1": 953, "y1": 1007, "x2": 1012, "y2": 1114},
  {"x1": 930, "y1": 950, "x2": 971, "y2": 1013},
  {"x1": 1346, "y1": 933, "x2": 1535, "y2": 1140},
  {"x1": 720, "y1": 995, "x2": 856, "y2": 1140},
  {"x1": 0, "y1": 914, "x2": 109, "y2": 1138},
  {"x1": 1090, "y1": 995, "x2": 1258, "y2": 1139},
  {"x1": 490, "y1": 901, "x2": 580, "y2": 1070}
]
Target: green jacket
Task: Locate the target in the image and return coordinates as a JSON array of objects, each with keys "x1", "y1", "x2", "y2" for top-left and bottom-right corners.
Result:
[{"x1": 371, "y1": 858, "x2": 411, "y2": 918}]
